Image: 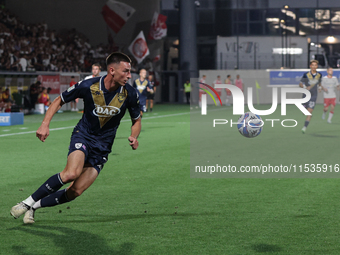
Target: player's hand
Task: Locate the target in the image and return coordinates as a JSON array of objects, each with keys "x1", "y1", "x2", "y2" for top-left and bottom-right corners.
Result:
[
  {"x1": 36, "y1": 123, "x2": 50, "y2": 142},
  {"x1": 128, "y1": 136, "x2": 139, "y2": 150},
  {"x1": 306, "y1": 86, "x2": 311, "y2": 91},
  {"x1": 75, "y1": 98, "x2": 79, "y2": 103}
]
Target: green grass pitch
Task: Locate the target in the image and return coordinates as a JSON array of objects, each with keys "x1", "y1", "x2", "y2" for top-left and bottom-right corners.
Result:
[{"x1": 1, "y1": 104, "x2": 340, "y2": 254}]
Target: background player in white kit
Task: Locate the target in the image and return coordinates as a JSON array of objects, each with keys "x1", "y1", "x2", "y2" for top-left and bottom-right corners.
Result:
[
  {"x1": 321, "y1": 67, "x2": 340, "y2": 123},
  {"x1": 85, "y1": 63, "x2": 101, "y2": 80}
]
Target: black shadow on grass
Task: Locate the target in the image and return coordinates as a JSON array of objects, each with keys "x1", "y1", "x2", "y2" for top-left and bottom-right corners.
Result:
[
  {"x1": 35, "y1": 212, "x2": 221, "y2": 224},
  {"x1": 251, "y1": 243, "x2": 282, "y2": 253},
  {"x1": 145, "y1": 126, "x2": 175, "y2": 129},
  {"x1": 308, "y1": 134, "x2": 338, "y2": 138},
  {"x1": 8, "y1": 225, "x2": 134, "y2": 255},
  {"x1": 294, "y1": 214, "x2": 313, "y2": 218}
]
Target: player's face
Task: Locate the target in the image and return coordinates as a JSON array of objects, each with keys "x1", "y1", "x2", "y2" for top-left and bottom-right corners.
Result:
[
  {"x1": 92, "y1": 66, "x2": 100, "y2": 76},
  {"x1": 310, "y1": 62, "x2": 318, "y2": 72},
  {"x1": 112, "y1": 62, "x2": 131, "y2": 86},
  {"x1": 140, "y1": 69, "x2": 146, "y2": 79},
  {"x1": 148, "y1": 75, "x2": 153, "y2": 81},
  {"x1": 327, "y1": 68, "x2": 333, "y2": 76}
]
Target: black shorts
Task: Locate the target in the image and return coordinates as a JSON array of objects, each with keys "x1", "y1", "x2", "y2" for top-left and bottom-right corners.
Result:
[
  {"x1": 303, "y1": 99, "x2": 316, "y2": 110},
  {"x1": 68, "y1": 130, "x2": 108, "y2": 173},
  {"x1": 147, "y1": 92, "x2": 154, "y2": 100}
]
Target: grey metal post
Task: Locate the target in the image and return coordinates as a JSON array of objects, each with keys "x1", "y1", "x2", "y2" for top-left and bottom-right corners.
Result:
[{"x1": 179, "y1": 0, "x2": 198, "y2": 80}]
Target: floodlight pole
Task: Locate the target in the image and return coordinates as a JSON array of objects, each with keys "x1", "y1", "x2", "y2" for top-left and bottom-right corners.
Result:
[{"x1": 179, "y1": 0, "x2": 198, "y2": 79}]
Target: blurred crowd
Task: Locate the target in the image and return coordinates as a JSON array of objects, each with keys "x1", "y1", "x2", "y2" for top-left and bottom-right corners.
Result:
[{"x1": 0, "y1": 8, "x2": 117, "y2": 72}]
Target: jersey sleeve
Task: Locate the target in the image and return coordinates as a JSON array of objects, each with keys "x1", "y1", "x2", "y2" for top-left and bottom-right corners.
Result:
[
  {"x1": 127, "y1": 88, "x2": 141, "y2": 120},
  {"x1": 319, "y1": 73, "x2": 323, "y2": 83},
  {"x1": 132, "y1": 80, "x2": 137, "y2": 89},
  {"x1": 60, "y1": 80, "x2": 87, "y2": 103},
  {"x1": 300, "y1": 73, "x2": 307, "y2": 82},
  {"x1": 145, "y1": 81, "x2": 152, "y2": 90}
]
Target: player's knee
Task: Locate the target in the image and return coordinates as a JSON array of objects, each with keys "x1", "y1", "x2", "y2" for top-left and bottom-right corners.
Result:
[
  {"x1": 60, "y1": 171, "x2": 80, "y2": 183},
  {"x1": 67, "y1": 187, "x2": 83, "y2": 199}
]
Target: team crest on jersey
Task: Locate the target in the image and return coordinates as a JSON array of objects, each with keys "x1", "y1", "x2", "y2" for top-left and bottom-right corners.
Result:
[
  {"x1": 75, "y1": 143, "x2": 82, "y2": 149},
  {"x1": 118, "y1": 93, "x2": 126, "y2": 103}
]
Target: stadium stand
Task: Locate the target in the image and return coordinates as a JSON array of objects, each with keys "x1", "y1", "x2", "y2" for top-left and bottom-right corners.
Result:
[{"x1": 0, "y1": 8, "x2": 117, "y2": 72}]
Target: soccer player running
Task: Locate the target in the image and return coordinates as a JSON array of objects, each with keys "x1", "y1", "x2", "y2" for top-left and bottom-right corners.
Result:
[
  {"x1": 146, "y1": 74, "x2": 156, "y2": 112},
  {"x1": 84, "y1": 63, "x2": 101, "y2": 80},
  {"x1": 299, "y1": 60, "x2": 325, "y2": 133},
  {"x1": 321, "y1": 67, "x2": 340, "y2": 123},
  {"x1": 10, "y1": 52, "x2": 141, "y2": 224},
  {"x1": 133, "y1": 68, "x2": 150, "y2": 116}
]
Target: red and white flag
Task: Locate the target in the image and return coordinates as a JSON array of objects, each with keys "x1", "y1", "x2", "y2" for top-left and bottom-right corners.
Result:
[
  {"x1": 148, "y1": 12, "x2": 167, "y2": 40},
  {"x1": 153, "y1": 54, "x2": 161, "y2": 62},
  {"x1": 128, "y1": 31, "x2": 149, "y2": 64},
  {"x1": 102, "y1": 0, "x2": 135, "y2": 34}
]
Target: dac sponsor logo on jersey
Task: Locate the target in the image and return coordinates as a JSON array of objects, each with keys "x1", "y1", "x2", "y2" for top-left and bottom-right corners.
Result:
[
  {"x1": 93, "y1": 105, "x2": 121, "y2": 117},
  {"x1": 75, "y1": 143, "x2": 82, "y2": 149}
]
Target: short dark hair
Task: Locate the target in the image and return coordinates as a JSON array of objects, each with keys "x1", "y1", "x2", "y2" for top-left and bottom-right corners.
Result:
[
  {"x1": 71, "y1": 76, "x2": 75, "y2": 78},
  {"x1": 106, "y1": 52, "x2": 131, "y2": 68}
]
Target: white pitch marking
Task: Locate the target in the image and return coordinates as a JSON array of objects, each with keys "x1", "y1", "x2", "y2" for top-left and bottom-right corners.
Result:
[{"x1": 0, "y1": 112, "x2": 192, "y2": 138}]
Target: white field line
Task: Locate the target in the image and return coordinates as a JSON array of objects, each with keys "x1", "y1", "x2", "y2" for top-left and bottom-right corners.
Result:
[
  {"x1": 0, "y1": 111, "x2": 194, "y2": 138},
  {"x1": 0, "y1": 107, "x2": 228, "y2": 138}
]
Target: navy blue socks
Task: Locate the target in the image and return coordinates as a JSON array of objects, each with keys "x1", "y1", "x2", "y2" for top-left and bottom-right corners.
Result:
[{"x1": 31, "y1": 173, "x2": 64, "y2": 202}]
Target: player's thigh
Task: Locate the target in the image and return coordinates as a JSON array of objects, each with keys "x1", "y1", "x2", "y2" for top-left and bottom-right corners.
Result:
[
  {"x1": 60, "y1": 150, "x2": 86, "y2": 181},
  {"x1": 67, "y1": 166, "x2": 98, "y2": 198}
]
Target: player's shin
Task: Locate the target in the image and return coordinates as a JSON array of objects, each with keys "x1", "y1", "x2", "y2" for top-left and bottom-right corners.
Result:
[
  {"x1": 29, "y1": 173, "x2": 65, "y2": 204},
  {"x1": 39, "y1": 189, "x2": 72, "y2": 208},
  {"x1": 328, "y1": 111, "x2": 334, "y2": 122}
]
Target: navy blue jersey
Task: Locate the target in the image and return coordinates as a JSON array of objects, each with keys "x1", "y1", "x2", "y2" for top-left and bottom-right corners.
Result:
[
  {"x1": 148, "y1": 80, "x2": 155, "y2": 90},
  {"x1": 61, "y1": 76, "x2": 140, "y2": 152},
  {"x1": 133, "y1": 78, "x2": 150, "y2": 98},
  {"x1": 300, "y1": 71, "x2": 322, "y2": 101}
]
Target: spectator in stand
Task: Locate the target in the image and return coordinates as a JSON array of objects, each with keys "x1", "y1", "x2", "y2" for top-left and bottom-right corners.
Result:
[
  {"x1": 69, "y1": 76, "x2": 78, "y2": 111},
  {"x1": 38, "y1": 87, "x2": 51, "y2": 111},
  {"x1": 30, "y1": 81, "x2": 41, "y2": 110},
  {"x1": 235, "y1": 74, "x2": 244, "y2": 92},
  {"x1": 2, "y1": 88, "x2": 12, "y2": 112},
  {"x1": 0, "y1": 8, "x2": 117, "y2": 73},
  {"x1": 0, "y1": 87, "x2": 5, "y2": 111}
]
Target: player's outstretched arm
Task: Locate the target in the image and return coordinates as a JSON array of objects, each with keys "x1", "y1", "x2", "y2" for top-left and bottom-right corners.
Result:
[
  {"x1": 36, "y1": 96, "x2": 64, "y2": 142},
  {"x1": 128, "y1": 117, "x2": 141, "y2": 150}
]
